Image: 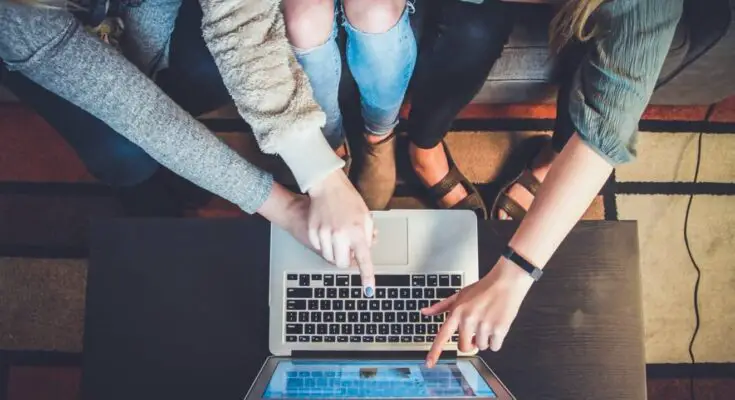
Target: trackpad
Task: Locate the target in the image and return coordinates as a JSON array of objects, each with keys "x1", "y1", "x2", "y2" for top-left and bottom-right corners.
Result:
[{"x1": 371, "y1": 217, "x2": 409, "y2": 265}]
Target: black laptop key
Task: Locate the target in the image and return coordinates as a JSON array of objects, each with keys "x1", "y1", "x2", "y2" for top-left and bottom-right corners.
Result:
[
  {"x1": 324, "y1": 312, "x2": 334, "y2": 322},
  {"x1": 308, "y1": 300, "x2": 319, "y2": 310},
  {"x1": 323, "y1": 275, "x2": 335, "y2": 286},
  {"x1": 409, "y1": 312, "x2": 420, "y2": 323},
  {"x1": 430, "y1": 299, "x2": 440, "y2": 307},
  {"x1": 317, "y1": 324, "x2": 328, "y2": 334},
  {"x1": 434, "y1": 313, "x2": 445, "y2": 323},
  {"x1": 398, "y1": 312, "x2": 408, "y2": 323},
  {"x1": 348, "y1": 312, "x2": 359, "y2": 323},
  {"x1": 287, "y1": 274, "x2": 298, "y2": 281},
  {"x1": 287, "y1": 312, "x2": 297, "y2": 322},
  {"x1": 338, "y1": 336, "x2": 348, "y2": 342},
  {"x1": 314, "y1": 288, "x2": 325, "y2": 298},
  {"x1": 401, "y1": 336, "x2": 412, "y2": 343},
  {"x1": 416, "y1": 324, "x2": 426, "y2": 335},
  {"x1": 312, "y1": 274, "x2": 322, "y2": 281},
  {"x1": 376, "y1": 336, "x2": 387, "y2": 343},
  {"x1": 341, "y1": 325, "x2": 352, "y2": 335},
  {"x1": 350, "y1": 337, "x2": 361, "y2": 343},
  {"x1": 379, "y1": 324, "x2": 389, "y2": 335},
  {"x1": 351, "y1": 275, "x2": 361, "y2": 287},
  {"x1": 422, "y1": 314, "x2": 432, "y2": 323},
  {"x1": 391, "y1": 324, "x2": 402, "y2": 335},
  {"x1": 394, "y1": 301, "x2": 405, "y2": 311},
  {"x1": 418, "y1": 300, "x2": 430, "y2": 310},
  {"x1": 411, "y1": 289, "x2": 423, "y2": 299},
  {"x1": 373, "y1": 313, "x2": 383, "y2": 323},
  {"x1": 327, "y1": 288, "x2": 337, "y2": 298},
  {"x1": 286, "y1": 335, "x2": 297, "y2": 342},
  {"x1": 320, "y1": 300, "x2": 331, "y2": 310},
  {"x1": 386, "y1": 312, "x2": 396, "y2": 322},
  {"x1": 424, "y1": 288, "x2": 435, "y2": 299},
  {"x1": 414, "y1": 336, "x2": 425, "y2": 343},
  {"x1": 426, "y1": 336, "x2": 434, "y2": 343},
  {"x1": 428, "y1": 324, "x2": 438, "y2": 335},
  {"x1": 336, "y1": 312, "x2": 346, "y2": 323},
  {"x1": 360, "y1": 312, "x2": 371, "y2": 323},
  {"x1": 388, "y1": 288, "x2": 399, "y2": 298},
  {"x1": 358, "y1": 300, "x2": 368, "y2": 310},
  {"x1": 427, "y1": 275, "x2": 438, "y2": 286},
  {"x1": 351, "y1": 288, "x2": 362, "y2": 298},
  {"x1": 375, "y1": 275, "x2": 410, "y2": 287},
  {"x1": 407, "y1": 300, "x2": 417, "y2": 310},
  {"x1": 439, "y1": 275, "x2": 450, "y2": 287},
  {"x1": 376, "y1": 288, "x2": 386, "y2": 298},
  {"x1": 345, "y1": 300, "x2": 356, "y2": 310},
  {"x1": 325, "y1": 336, "x2": 336, "y2": 343},
  {"x1": 305, "y1": 324, "x2": 315, "y2": 335},
  {"x1": 329, "y1": 324, "x2": 339, "y2": 335},
  {"x1": 381, "y1": 300, "x2": 392, "y2": 310},
  {"x1": 367, "y1": 325, "x2": 377, "y2": 335},
  {"x1": 311, "y1": 312, "x2": 322, "y2": 322},
  {"x1": 412, "y1": 275, "x2": 426, "y2": 286},
  {"x1": 299, "y1": 312, "x2": 309, "y2": 322},
  {"x1": 400, "y1": 288, "x2": 411, "y2": 299},
  {"x1": 437, "y1": 288, "x2": 457, "y2": 299},
  {"x1": 451, "y1": 335, "x2": 459, "y2": 343},
  {"x1": 339, "y1": 288, "x2": 350, "y2": 299},
  {"x1": 369, "y1": 300, "x2": 380, "y2": 310},
  {"x1": 389, "y1": 336, "x2": 400, "y2": 343},
  {"x1": 363, "y1": 336, "x2": 374, "y2": 343},
  {"x1": 355, "y1": 324, "x2": 365, "y2": 335},
  {"x1": 286, "y1": 324, "x2": 303, "y2": 334},
  {"x1": 451, "y1": 275, "x2": 462, "y2": 287},
  {"x1": 336, "y1": 275, "x2": 350, "y2": 286},
  {"x1": 402, "y1": 325, "x2": 414, "y2": 335},
  {"x1": 299, "y1": 274, "x2": 310, "y2": 287},
  {"x1": 287, "y1": 300, "x2": 306, "y2": 310},
  {"x1": 299, "y1": 336, "x2": 310, "y2": 342},
  {"x1": 333, "y1": 300, "x2": 344, "y2": 311}
]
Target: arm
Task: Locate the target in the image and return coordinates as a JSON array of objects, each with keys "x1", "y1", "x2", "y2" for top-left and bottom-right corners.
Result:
[
  {"x1": 0, "y1": 3, "x2": 271, "y2": 213},
  {"x1": 197, "y1": 0, "x2": 343, "y2": 193}
]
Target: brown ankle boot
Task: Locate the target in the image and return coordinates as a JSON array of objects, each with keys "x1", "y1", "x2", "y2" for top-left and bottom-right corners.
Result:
[{"x1": 355, "y1": 133, "x2": 396, "y2": 210}]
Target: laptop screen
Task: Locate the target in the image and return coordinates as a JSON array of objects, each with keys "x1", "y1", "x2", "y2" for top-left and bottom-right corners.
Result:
[{"x1": 262, "y1": 360, "x2": 497, "y2": 398}]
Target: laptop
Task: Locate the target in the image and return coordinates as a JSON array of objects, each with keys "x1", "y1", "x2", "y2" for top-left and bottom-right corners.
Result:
[{"x1": 245, "y1": 210, "x2": 515, "y2": 399}]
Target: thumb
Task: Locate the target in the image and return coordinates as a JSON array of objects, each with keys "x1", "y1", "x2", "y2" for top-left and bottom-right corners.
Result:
[{"x1": 422, "y1": 294, "x2": 457, "y2": 315}]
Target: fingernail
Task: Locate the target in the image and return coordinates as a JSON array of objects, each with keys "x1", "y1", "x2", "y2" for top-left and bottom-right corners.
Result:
[{"x1": 364, "y1": 286, "x2": 374, "y2": 298}]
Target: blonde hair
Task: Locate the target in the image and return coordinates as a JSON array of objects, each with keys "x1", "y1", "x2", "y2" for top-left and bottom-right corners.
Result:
[{"x1": 549, "y1": 0, "x2": 605, "y2": 53}]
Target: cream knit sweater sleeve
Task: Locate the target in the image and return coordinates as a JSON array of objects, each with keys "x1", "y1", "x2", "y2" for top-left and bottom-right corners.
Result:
[{"x1": 198, "y1": 0, "x2": 344, "y2": 192}]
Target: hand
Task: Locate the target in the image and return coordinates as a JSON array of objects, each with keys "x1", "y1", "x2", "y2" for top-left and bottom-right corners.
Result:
[
  {"x1": 307, "y1": 170, "x2": 376, "y2": 296},
  {"x1": 423, "y1": 258, "x2": 535, "y2": 367}
]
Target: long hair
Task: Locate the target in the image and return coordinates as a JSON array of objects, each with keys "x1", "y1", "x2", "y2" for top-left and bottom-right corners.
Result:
[{"x1": 549, "y1": 0, "x2": 605, "y2": 53}]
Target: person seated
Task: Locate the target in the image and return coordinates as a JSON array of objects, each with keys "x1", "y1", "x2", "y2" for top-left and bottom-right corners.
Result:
[
  {"x1": 0, "y1": 0, "x2": 377, "y2": 293},
  {"x1": 282, "y1": 0, "x2": 417, "y2": 210},
  {"x1": 417, "y1": 0, "x2": 684, "y2": 365}
]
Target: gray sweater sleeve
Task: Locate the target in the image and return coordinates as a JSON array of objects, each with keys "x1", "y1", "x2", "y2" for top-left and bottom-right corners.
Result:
[{"x1": 0, "y1": 3, "x2": 273, "y2": 214}]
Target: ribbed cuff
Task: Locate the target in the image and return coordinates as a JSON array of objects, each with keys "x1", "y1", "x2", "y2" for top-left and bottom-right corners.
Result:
[{"x1": 277, "y1": 128, "x2": 345, "y2": 193}]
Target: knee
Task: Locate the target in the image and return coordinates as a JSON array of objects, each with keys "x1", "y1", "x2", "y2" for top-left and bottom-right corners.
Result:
[
  {"x1": 283, "y1": 0, "x2": 335, "y2": 49},
  {"x1": 344, "y1": 0, "x2": 405, "y2": 34}
]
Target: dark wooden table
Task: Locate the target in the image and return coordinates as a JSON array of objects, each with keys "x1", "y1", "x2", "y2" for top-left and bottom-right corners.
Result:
[{"x1": 82, "y1": 218, "x2": 644, "y2": 400}]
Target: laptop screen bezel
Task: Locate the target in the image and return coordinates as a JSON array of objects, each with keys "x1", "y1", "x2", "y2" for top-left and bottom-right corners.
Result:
[{"x1": 243, "y1": 356, "x2": 514, "y2": 400}]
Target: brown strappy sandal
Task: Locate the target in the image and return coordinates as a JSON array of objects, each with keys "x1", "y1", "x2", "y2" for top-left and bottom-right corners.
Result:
[
  {"x1": 424, "y1": 141, "x2": 488, "y2": 220},
  {"x1": 491, "y1": 135, "x2": 551, "y2": 220}
]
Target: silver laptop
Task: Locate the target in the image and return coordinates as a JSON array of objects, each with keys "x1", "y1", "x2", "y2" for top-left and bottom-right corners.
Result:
[{"x1": 245, "y1": 210, "x2": 514, "y2": 399}]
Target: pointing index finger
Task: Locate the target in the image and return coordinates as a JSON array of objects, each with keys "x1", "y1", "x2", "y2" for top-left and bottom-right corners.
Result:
[
  {"x1": 352, "y1": 239, "x2": 375, "y2": 297},
  {"x1": 426, "y1": 314, "x2": 459, "y2": 368}
]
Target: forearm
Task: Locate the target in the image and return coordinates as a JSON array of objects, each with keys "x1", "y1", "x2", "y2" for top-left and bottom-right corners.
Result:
[
  {"x1": 507, "y1": 133, "x2": 613, "y2": 269},
  {"x1": 198, "y1": 0, "x2": 343, "y2": 192}
]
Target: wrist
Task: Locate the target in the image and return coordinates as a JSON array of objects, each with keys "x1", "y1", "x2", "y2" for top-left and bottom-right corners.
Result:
[
  {"x1": 493, "y1": 257, "x2": 536, "y2": 289},
  {"x1": 257, "y1": 182, "x2": 300, "y2": 227},
  {"x1": 307, "y1": 169, "x2": 344, "y2": 198}
]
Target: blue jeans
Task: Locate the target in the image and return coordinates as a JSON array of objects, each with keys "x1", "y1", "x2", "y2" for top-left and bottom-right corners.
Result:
[{"x1": 293, "y1": 1, "x2": 417, "y2": 149}]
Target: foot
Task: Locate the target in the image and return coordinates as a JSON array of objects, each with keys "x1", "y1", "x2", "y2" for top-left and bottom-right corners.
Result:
[
  {"x1": 496, "y1": 144, "x2": 557, "y2": 220},
  {"x1": 409, "y1": 142, "x2": 469, "y2": 208},
  {"x1": 355, "y1": 132, "x2": 397, "y2": 210}
]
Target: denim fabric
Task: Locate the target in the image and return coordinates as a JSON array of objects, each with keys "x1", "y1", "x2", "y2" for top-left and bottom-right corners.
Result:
[{"x1": 293, "y1": 1, "x2": 417, "y2": 146}]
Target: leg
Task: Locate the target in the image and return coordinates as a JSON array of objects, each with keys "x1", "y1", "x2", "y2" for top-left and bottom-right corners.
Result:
[
  {"x1": 282, "y1": 0, "x2": 346, "y2": 151},
  {"x1": 408, "y1": 0, "x2": 516, "y2": 208},
  {"x1": 342, "y1": 0, "x2": 417, "y2": 209}
]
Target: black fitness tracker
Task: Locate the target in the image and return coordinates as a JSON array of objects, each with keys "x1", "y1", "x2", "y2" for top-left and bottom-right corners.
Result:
[{"x1": 502, "y1": 245, "x2": 543, "y2": 282}]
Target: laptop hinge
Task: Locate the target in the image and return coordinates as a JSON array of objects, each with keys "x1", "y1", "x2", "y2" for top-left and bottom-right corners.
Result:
[{"x1": 291, "y1": 350, "x2": 458, "y2": 359}]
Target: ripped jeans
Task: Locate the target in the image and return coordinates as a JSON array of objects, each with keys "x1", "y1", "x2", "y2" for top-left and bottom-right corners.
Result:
[{"x1": 291, "y1": 1, "x2": 417, "y2": 149}]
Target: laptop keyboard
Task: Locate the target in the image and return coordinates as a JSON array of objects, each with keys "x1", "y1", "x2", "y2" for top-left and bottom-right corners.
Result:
[{"x1": 284, "y1": 273, "x2": 462, "y2": 344}]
